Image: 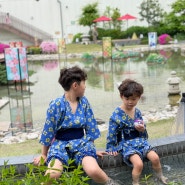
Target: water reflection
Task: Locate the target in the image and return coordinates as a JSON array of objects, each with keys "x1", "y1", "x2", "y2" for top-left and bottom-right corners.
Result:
[
  {"x1": 43, "y1": 60, "x2": 58, "y2": 71},
  {"x1": 0, "y1": 49, "x2": 185, "y2": 136}
]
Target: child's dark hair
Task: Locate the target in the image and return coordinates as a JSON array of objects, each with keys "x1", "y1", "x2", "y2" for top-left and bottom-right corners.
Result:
[
  {"x1": 58, "y1": 66, "x2": 87, "y2": 91},
  {"x1": 118, "y1": 79, "x2": 143, "y2": 97}
]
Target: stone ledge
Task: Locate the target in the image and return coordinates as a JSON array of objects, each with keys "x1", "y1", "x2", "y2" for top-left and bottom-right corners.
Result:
[{"x1": 1, "y1": 134, "x2": 185, "y2": 172}]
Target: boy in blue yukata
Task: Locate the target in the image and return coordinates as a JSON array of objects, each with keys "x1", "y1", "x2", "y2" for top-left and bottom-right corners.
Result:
[
  {"x1": 34, "y1": 66, "x2": 119, "y2": 185},
  {"x1": 106, "y1": 79, "x2": 168, "y2": 185}
]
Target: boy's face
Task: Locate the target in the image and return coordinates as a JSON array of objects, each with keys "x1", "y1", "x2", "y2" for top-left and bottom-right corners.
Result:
[
  {"x1": 121, "y1": 95, "x2": 140, "y2": 110},
  {"x1": 74, "y1": 80, "x2": 86, "y2": 97}
]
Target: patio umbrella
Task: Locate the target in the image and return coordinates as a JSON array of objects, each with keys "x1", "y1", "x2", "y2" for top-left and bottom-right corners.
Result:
[
  {"x1": 117, "y1": 13, "x2": 137, "y2": 29},
  {"x1": 93, "y1": 16, "x2": 112, "y2": 22}
]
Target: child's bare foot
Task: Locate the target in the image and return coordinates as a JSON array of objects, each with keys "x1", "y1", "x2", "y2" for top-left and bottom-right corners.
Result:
[
  {"x1": 105, "y1": 178, "x2": 120, "y2": 185},
  {"x1": 158, "y1": 175, "x2": 168, "y2": 184},
  {"x1": 132, "y1": 182, "x2": 140, "y2": 185}
]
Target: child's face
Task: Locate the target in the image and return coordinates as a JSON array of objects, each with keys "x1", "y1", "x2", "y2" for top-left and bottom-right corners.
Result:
[
  {"x1": 75, "y1": 80, "x2": 86, "y2": 97},
  {"x1": 121, "y1": 95, "x2": 140, "y2": 109}
]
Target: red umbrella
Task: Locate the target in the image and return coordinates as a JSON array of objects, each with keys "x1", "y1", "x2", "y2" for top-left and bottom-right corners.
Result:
[
  {"x1": 93, "y1": 16, "x2": 112, "y2": 22},
  {"x1": 117, "y1": 13, "x2": 137, "y2": 29}
]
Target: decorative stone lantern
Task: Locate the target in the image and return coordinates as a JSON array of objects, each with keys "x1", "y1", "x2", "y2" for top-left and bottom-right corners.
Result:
[
  {"x1": 167, "y1": 71, "x2": 181, "y2": 95},
  {"x1": 81, "y1": 34, "x2": 90, "y2": 45}
]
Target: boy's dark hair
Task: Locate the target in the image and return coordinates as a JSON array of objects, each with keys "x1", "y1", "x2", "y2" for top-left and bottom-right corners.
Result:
[
  {"x1": 118, "y1": 79, "x2": 143, "y2": 97},
  {"x1": 58, "y1": 66, "x2": 87, "y2": 91}
]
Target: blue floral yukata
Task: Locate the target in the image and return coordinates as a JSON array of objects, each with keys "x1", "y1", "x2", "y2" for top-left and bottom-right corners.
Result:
[
  {"x1": 106, "y1": 107, "x2": 155, "y2": 167},
  {"x1": 40, "y1": 95, "x2": 100, "y2": 165}
]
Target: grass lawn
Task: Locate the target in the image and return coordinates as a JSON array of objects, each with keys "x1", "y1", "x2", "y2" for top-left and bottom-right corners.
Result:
[
  {"x1": 66, "y1": 43, "x2": 102, "y2": 53},
  {"x1": 65, "y1": 43, "x2": 141, "y2": 54},
  {"x1": 0, "y1": 118, "x2": 175, "y2": 157}
]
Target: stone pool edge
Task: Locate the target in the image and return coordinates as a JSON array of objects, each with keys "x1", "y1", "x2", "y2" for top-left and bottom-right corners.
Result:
[{"x1": 1, "y1": 134, "x2": 185, "y2": 173}]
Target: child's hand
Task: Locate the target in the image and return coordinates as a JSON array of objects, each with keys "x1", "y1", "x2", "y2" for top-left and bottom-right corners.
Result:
[
  {"x1": 33, "y1": 154, "x2": 47, "y2": 166},
  {"x1": 96, "y1": 151, "x2": 108, "y2": 159},
  {"x1": 108, "y1": 151, "x2": 119, "y2": 156},
  {"x1": 134, "y1": 120, "x2": 145, "y2": 132},
  {"x1": 135, "y1": 124, "x2": 145, "y2": 132}
]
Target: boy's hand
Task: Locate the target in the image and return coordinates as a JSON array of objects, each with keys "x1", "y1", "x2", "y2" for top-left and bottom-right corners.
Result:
[
  {"x1": 33, "y1": 154, "x2": 47, "y2": 166},
  {"x1": 135, "y1": 121, "x2": 145, "y2": 132},
  {"x1": 108, "y1": 151, "x2": 119, "y2": 156},
  {"x1": 96, "y1": 151, "x2": 108, "y2": 159}
]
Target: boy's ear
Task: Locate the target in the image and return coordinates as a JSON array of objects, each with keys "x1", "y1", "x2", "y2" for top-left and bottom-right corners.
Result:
[{"x1": 72, "y1": 82, "x2": 78, "y2": 88}]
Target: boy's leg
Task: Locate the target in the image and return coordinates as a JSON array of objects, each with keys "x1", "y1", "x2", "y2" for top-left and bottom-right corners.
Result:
[
  {"x1": 82, "y1": 156, "x2": 120, "y2": 185},
  {"x1": 46, "y1": 159, "x2": 63, "y2": 179},
  {"x1": 129, "y1": 154, "x2": 144, "y2": 185},
  {"x1": 82, "y1": 156, "x2": 109, "y2": 184},
  {"x1": 147, "y1": 151, "x2": 168, "y2": 184}
]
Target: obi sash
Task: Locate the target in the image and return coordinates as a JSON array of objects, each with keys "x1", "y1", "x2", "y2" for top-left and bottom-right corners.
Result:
[
  {"x1": 117, "y1": 129, "x2": 140, "y2": 142},
  {"x1": 124, "y1": 130, "x2": 140, "y2": 140},
  {"x1": 55, "y1": 128, "x2": 84, "y2": 141}
]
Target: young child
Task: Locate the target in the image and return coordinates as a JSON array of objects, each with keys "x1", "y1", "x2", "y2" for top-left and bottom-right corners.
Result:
[
  {"x1": 106, "y1": 79, "x2": 167, "y2": 185},
  {"x1": 36, "y1": 66, "x2": 119, "y2": 185}
]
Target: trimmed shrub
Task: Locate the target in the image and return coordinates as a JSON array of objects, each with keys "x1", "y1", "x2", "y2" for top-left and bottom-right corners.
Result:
[
  {"x1": 0, "y1": 43, "x2": 10, "y2": 53},
  {"x1": 27, "y1": 46, "x2": 42, "y2": 54},
  {"x1": 72, "y1": 33, "x2": 83, "y2": 43},
  {"x1": 0, "y1": 63, "x2": 7, "y2": 85},
  {"x1": 158, "y1": 34, "x2": 173, "y2": 45}
]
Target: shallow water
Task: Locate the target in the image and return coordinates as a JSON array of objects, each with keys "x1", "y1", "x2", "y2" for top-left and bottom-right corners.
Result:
[{"x1": 89, "y1": 153, "x2": 185, "y2": 185}]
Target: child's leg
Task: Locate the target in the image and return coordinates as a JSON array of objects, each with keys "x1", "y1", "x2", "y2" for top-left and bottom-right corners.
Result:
[
  {"x1": 129, "y1": 154, "x2": 144, "y2": 185},
  {"x1": 147, "y1": 151, "x2": 168, "y2": 184},
  {"x1": 82, "y1": 156, "x2": 120, "y2": 185},
  {"x1": 82, "y1": 156, "x2": 108, "y2": 183},
  {"x1": 46, "y1": 158, "x2": 63, "y2": 179}
]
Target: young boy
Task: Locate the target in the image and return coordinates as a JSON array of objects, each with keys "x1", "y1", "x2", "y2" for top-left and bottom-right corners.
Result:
[
  {"x1": 36, "y1": 66, "x2": 119, "y2": 185},
  {"x1": 106, "y1": 79, "x2": 167, "y2": 185}
]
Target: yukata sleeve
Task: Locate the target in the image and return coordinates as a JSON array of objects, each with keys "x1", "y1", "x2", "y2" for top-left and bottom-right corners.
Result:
[
  {"x1": 106, "y1": 113, "x2": 120, "y2": 152},
  {"x1": 136, "y1": 108, "x2": 148, "y2": 139},
  {"x1": 39, "y1": 98, "x2": 64, "y2": 146},
  {"x1": 83, "y1": 97, "x2": 100, "y2": 141}
]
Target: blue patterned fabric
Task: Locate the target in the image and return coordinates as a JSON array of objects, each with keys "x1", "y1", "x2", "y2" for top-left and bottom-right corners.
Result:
[
  {"x1": 39, "y1": 95, "x2": 100, "y2": 165},
  {"x1": 106, "y1": 107, "x2": 154, "y2": 166}
]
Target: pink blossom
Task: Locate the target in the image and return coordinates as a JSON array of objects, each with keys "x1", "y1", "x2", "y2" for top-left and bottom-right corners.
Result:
[
  {"x1": 40, "y1": 41, "x2": 58, "y2": 54},
  {"x1": 158, "y1": 34, "x2": 172, "y2": 45},
  {"x1": 0, "y1": 43, "x2": 10, "y2": 53}
]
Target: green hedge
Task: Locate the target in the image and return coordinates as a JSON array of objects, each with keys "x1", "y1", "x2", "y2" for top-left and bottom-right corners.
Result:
[
  {"x1": 0, "y1": 63, "x2": 7, "y2": 85},
  {"x1": 27, "y1": 46, "x2": 42, "y2": 54}
]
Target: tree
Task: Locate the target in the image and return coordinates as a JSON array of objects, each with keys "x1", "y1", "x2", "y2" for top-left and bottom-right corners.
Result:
[
  {"x1": 164, "y1": 0, "x2": 185, "y2": 32},
  {"x1": 103, "y1": 6, "x2": 112, "y2": 29},
  {"x1": 78, "y1": 2, "x2": 99, "y2": 30},
  {"x1": 111, "y1": 8, "x2": 122, "y2": 30},
  {"x1": 103, "y1": 7, "x2": 122, "y2": 30},
  {"x1": 138, "y1": 0, "x2": 165, "y2": 26}
]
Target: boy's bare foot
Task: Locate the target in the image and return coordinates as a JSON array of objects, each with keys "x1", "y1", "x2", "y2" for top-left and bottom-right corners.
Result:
[{"x1": 159, "y1": 175, "x2": 168, "y2": 184}]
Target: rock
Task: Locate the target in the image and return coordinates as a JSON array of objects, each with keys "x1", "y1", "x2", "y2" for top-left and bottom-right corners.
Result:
[{"x1": 27, "y1": 133, "x2": 39, "y2": 140}]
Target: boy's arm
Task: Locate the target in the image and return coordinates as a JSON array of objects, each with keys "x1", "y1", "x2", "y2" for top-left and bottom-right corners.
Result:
[
  {"x1": 33, "y1": 145, "x2": 50, "y2": 166},
  {"x1": 41, "y1": 145, "x2": 50, "y2": 157}
]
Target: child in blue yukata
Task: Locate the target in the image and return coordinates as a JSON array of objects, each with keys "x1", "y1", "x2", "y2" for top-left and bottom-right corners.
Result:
[
  {"x1": 106, "y1": 79, "x2": 168, "y2": 185},
  {"x1": 34, "y1": 66, "x2": 119, "y2": 185}
]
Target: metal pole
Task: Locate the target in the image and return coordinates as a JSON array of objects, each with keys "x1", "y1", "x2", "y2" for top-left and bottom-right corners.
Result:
[
  {"x1": 180, "y1": 93, "x2": 185, "y2": 133},
  {"x1": 57, "y1": 0, "x2": 64, "y2": 38}
]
